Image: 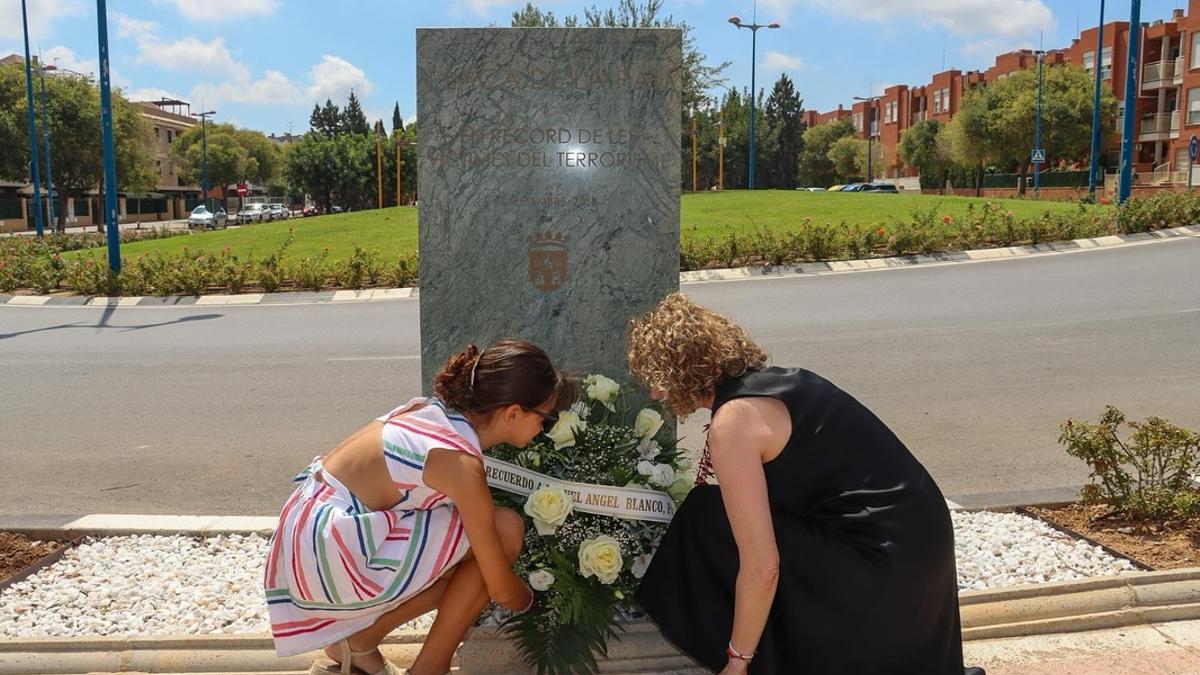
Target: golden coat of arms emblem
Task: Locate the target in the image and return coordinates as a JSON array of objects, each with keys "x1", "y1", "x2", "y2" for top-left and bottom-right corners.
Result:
[{"x1": 528, "y1": 231, "x2": 568, "y2": 291}]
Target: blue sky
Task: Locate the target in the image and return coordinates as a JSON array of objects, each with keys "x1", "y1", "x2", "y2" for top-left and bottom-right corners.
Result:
[{"x1": 0, "y1": 1, "x2": 1190, "y2": 134}]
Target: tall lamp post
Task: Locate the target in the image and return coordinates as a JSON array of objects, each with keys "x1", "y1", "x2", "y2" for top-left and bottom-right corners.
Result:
[
  {"x1": 1117, "y1": 0, "x2": 1143, "y2": 204},
  {"x1": 97, "y1": 0, "x2": 120, "y2": 270},
  {"x1": 39, "y1": 57, "x2": 57, "y2": 233},
  {"x1": 20, "y1": 0, "x2": 44, "y2": 237},
  {"x1": 191, "y1": 109, "x2": 216, "y2": 211},
  {"x1": 853, "y1": 94, "x2": 881, "y2": 182},
  {"x1": 1034, "y1": 47, "x2": 1045, "y2": 198},
  {"x1": 1088, "y1": 0, "x2": 1106, "y2": 196},
  {"x1": 728, "y1": 10, "x2": 780, "y2": 190}
]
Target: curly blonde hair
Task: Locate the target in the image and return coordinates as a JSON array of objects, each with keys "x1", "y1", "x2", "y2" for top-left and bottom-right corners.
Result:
[{"x1": 627, "y1": 292, "x2": 768, "y2": 416}]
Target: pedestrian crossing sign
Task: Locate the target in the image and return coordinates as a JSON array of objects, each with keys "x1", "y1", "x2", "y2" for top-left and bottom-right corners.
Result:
[{"x1": 1031, "y1": 149, "x2": 1046, "y2": 164}]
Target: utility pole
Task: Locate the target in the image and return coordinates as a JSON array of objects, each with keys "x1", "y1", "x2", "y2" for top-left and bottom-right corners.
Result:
[
  {"x1": 20, "y1": 0, "x2": 43, "y2": 236},
  {"x1": 191, "y1": 109, "x2": 216, "y2": 211},
  {"x1": 718, "y1": 113, "x2": 725, "y2": 190},
  {"x1": 691, "y1": 112, "x2": 698, "y2": 192},
  {"x1": 1034, "y1": 45, "x2": 1045, "y2": 198},
  {"x1": 395, "y1": 136, "x2": 402, "y2": 206},
  {"x1": 1117, "y1": 0, "x2": 1142, "y2": 204},
  {"x1": 376, "y1": 122, "x2": 383, "y2": 209},
  {"x1": 97, "y1": 0, "x2": 120, "y2": 270},
  {"x1": 729, "y1": 7, "x2": 780, "y2": 190},
  {"x1": 38, "y1": 54, "x2": 56, "y2": 232},
  {"x1": 1088, "y1": 0, "x2": 1106, "y2": 196}
]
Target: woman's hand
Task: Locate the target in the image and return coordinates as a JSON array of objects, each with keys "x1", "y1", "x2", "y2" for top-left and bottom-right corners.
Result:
[{"x1": 495, "y1": 577, "x2": 534, "y2": 613}]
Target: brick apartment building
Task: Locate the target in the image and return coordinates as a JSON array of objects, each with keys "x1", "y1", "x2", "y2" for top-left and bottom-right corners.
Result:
[{"x1": 807, "y1": 1, "x2": 1200, "y2": 187}]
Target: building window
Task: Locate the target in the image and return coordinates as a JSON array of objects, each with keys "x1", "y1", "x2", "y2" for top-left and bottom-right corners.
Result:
[
  {"x1": 167, "y1": 129, "x2": 173, "y2": 143},
  {"x1": 933, "y1": 89, "x2": 943, "y2": 113},
  {"x1": 853, "y1": 112, "x2": 863, "y2": 131},
  {"x1": 1083, "y1": 50, "x2": 1096, "y2": 72},
  {"x1": 884, "y1": 101, "x2": 898, "y2": 123},
  {"x1": 155, "y1": 127, "x2": 161, "y2": 141},
  {"x1": 1188, "y1": 88, "x2": 1200, "y2": 125},
  {"x1": 1101, "y1": 46, "x2": 1113, "y2": 80},
  {"x1": 1192, "y1": 32, "x2": 1200, "y2": 69}
]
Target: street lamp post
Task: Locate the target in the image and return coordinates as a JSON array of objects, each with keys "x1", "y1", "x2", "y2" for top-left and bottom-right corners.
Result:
[
  {"x1": 1117, "y1": 0, "x2": 1143, "y2": 204},
  {"x1": 39, "y1": 58, "x2": 57, "y2": 233},
  {"x1": 1034, "y1": 48, "x2": 1045, "y2": 198},
  {"x1": 96, "y1": 0, "x2": 120, "y2": 271},
  {"x1": 20, "y1": 0, "x2": 44, "y2": 237},
  {"x1": 1088, "y1": 0, "x2": 1106, "y2": 196},
  {"x1": 191, "y1": 110, "x2": 216, "y2": 212},
  {"x1": 853, "y1": 94, "x2": 881, "y2": 183},
  {"x1": 728, "y1": 10, "x2": 780, "y2": 190}
]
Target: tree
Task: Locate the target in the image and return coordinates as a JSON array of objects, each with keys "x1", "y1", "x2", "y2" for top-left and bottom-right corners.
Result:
[
  {"x1": 310, "y1": 98, "x2": 341, "y2": 136},
  {"x1": 342, "y1": 91, "x2": 369, "y2": 136},
  {"x1": 392, "y1": 102, "x2": 404, "y2": 134},
  {"x1": 762, "y1": 74, "x2": 804, "y2": 188},
  {"x1": 898, "y1": 119, "x2": 950, "y2": 188},
  {"x1": 286, "y1": 133, "x2": 373, "y2": 211},
  {"x1": 171, "y1": 123, "x2": 283, "y2": 204},
  {"x1": 512, "y1": 1, "x2": 730, "y2": 190},
  {"x1": 797, "y1": 118, "x2": 854, "y2": 187},
  {"x1": 0, "y1": 64, "x2": 155, "y2": 231},
  {"x1": 827, "y1": 136, "x2": 863, "y2": 180},
  {"x1": 943, "y1": 64, "x2": 1117, "y2": 194}
]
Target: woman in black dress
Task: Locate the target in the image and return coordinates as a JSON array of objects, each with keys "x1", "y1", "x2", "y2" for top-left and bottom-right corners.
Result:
[{"x1": 627, "y1": 293, "x2": 980, "y2": 675}]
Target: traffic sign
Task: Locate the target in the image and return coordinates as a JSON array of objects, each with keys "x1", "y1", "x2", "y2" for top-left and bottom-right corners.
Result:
[
  {"x1": 1190, "y1": 135, "x2": 1198, "y2": 161},
  {"x1": 236, "y1": 183, "x2": 247, "y2": 197},
  {"x1": 1031, "y1": 148, "x2": 1046, "y2": 164}
]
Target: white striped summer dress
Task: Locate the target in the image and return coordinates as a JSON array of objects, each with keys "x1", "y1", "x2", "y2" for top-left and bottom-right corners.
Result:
[{"x1": 263, "y1": 397, "x2": 480, "y2": 656}]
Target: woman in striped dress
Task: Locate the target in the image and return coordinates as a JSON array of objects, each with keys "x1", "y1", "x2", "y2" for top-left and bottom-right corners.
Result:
[{"x1": 264, "y1": 339, "x2": 577, "y2": 675}]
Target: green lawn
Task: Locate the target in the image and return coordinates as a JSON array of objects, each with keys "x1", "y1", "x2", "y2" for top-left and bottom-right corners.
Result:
[{"x1": 105, "y1": 191, "x2": 1112, "y2": 262}]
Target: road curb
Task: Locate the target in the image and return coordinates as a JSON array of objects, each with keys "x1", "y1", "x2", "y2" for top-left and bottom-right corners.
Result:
[
  {"x1": 2, "y1": 572, "x2": 1199, "y2": 673},
  {"x1": 2, "y1": 226, "x2": 1195, "y2": 309},
  {"x1": 4, "y1": 515, "x2": 1200, "y2": 673}
]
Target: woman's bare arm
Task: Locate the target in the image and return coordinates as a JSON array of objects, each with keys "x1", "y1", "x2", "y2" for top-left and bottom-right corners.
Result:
[
  {"x1": 423, "y1": 449, "x2": 532, "y2": 611},
  {"x1": 707, "y1": 397, "x2": 791, "y2": 665}
]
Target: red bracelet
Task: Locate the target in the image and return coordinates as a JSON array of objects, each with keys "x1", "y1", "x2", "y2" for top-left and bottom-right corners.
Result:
[{"x1": 726, "y1": 642, "x2": 755, "y2": 662}]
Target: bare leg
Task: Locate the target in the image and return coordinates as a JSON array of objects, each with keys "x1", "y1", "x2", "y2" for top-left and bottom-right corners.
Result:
[
  {"x1": 407, "y1": 508, "x2": 525, "y2": 675},
  {"x1": 324, "y1": 508, "x2": 525, "y2": 675}
]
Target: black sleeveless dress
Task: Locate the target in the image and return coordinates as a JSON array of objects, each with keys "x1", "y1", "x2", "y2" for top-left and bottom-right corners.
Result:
[{"x1": 636, "y1": 368, "x2": 964, "y2": 674}]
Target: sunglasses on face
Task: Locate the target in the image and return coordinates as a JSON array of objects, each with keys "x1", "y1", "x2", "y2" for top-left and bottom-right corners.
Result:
[{"x1": 524, "y1": 407, "x2": 559, "y2": 431}]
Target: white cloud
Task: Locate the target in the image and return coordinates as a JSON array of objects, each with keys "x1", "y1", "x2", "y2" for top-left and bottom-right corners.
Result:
[
  {"x1": 125, "y1": 86, "x2": 185, "y2": 103},
  {"x1": 305, "y1": 55, "x2": 373, "y2": 103},
  {"x1": 760, "y1": 0, "x2": 1054, "y2": 39},
  {"x1": 452, "y1": 0, "x2": 519, "y2": 16},
  {"x1": 154, "y1": 0, "x2": 278, "y2": 22},
  {"x1": 116, "y1": 15, "x2": 160, "y2": 40},
  {"x1": 961, "y1": 38, "x2": 1034, "y2": 61},
  {"x1": 191, "y1": 69, "x2": 299, "y2": 107},
  {"x1": 42, "y1": 45, "x2": 97, "y2": 78},
  {"x1": 142, "y1": 36, "x2": 250, "y2": 80},
  {"x1": 0, "y1": 0, "x2": 84, "y2": 41},
  {"x1": 761, "y1": 51, "x2": 806, "y2": 72}
]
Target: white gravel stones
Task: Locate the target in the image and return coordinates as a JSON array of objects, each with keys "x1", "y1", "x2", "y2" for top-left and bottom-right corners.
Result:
[
  {"x1": 0, "y1": 511, "x2": 1138, "y2": 639},
  {"x1": 953, "y1": 510, "x2": 1137, "y2": 592},
  {"x1": 0, "y1": 533, "x2": 437, "y2": 639}
]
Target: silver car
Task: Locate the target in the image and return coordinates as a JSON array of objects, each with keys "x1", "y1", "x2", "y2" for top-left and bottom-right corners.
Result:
[
  {"x1": 187, "y1": 205, "x2": 227, "y2": 229},
  {"x1": 268, "y1": 203, "x2": 289, "y2": 220},
  {"x1": 235, "y1": 203, "x2": 269, "y2": 224}
]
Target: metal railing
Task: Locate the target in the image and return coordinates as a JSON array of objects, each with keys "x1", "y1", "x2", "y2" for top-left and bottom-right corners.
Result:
[
  {"x1": 1174, "y1": 56, "x2": 1184, "y2": 84},
  {"x1": 1142, "y1": 59, "x2": 1178, "y2": 88},
  {"x1": 1138, "y1": 113, "x2": 1180, "y2": 140}
]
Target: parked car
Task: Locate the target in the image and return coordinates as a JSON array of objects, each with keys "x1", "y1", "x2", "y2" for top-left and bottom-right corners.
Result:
[
  {"x1": 187, "y1": 205, "x2": 227, "y2": 229},
  {"x1": 268, "y1": 203, "x2": 289, "y2": 220},
  {"x1": 861, "y1": 183, "x2": 899, "y2": 193},
  {"x1": 330, "y1": 205, "x2": 344, "y2": 214},
  {"x1": 302, "y1": 205, "x2": 323, "y2": 217},
  {"x1": 796, "y1": 186, "x2": 826, "y2": 192},
  {"x1": 840, "y1": 183, "x2": 866, "y2": 192},
  {"x1": 235, "y1": 203, "x2": 269, "y2": 224},
  {"x1": 828, "y1": 184, "x2": 846, "y2": 192}
]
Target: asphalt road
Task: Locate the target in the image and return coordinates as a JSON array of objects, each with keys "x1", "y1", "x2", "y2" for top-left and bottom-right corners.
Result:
[{"x1": 1, "y1": 236, "x2": 1197, "y2": 516}]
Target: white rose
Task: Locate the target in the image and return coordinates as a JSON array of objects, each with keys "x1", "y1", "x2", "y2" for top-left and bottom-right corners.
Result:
[
  {"x1": 636, "y1": 460, "x2": 655, "y2": 477},
  {"x1": 634, "y1": 408, "x2": 664, "y2": 440},
  {"x1": 631, "y1": 553, "x2": 653, "y2": 579},
  {"x1": 584, "y1": 374, "x2": 620, "y2": 412},
  {"x1": 545, "y1": 411, "x2": 586, "y2": 450},
  {"x1": 516, "y1": 450, "x2": 541, "y2": 468},
  {"x1": 523, "y1": 486, "x2": 573, "y2": 536},
  {"x1": 578, "y1": 535, "x2": 624, "y2": 585},
  {"x1": 528, "y1": 569, "x2": 555, "y2": 592},
  {"x1": 637, "y1": 438, "x2": 660, "y2": 460},
  {"x1": 649, "y1": 463, "x2": 675, "y2": 488}
]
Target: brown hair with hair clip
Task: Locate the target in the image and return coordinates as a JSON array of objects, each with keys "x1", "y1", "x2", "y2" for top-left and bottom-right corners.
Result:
[{"x1": 433, "y1": 339, "x2": 579, "y2": 416}]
